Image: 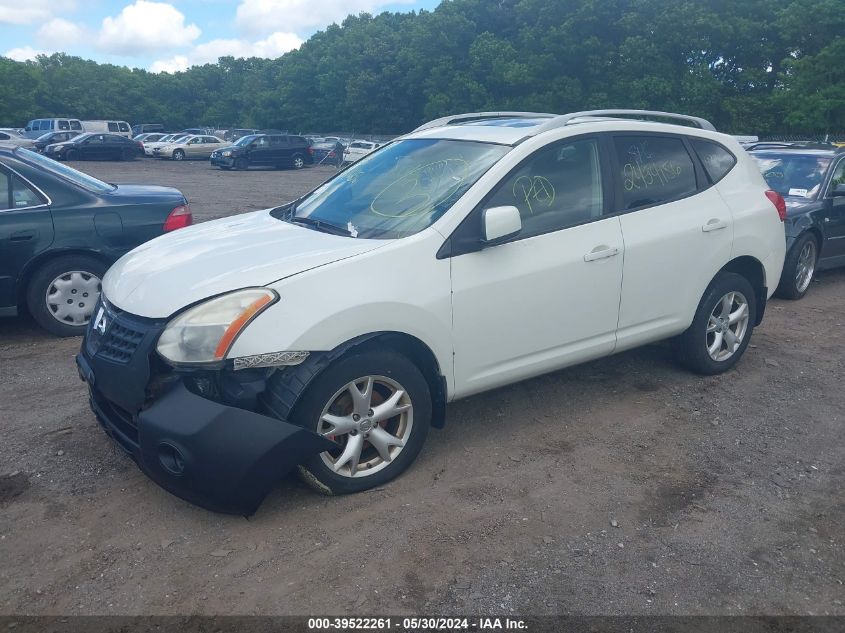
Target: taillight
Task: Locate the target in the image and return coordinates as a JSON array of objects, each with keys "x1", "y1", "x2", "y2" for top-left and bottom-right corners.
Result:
[
  {"x1": 765, "y1": 190, "x2": 787, "y2": 222},
  {"x1": 164, "y1": 204, "x2": 192, "y2": 232}
]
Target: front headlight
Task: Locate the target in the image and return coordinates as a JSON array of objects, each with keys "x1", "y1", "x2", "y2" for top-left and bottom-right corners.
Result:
[
  {"x1": 156, "y1": 288, "x2": 278, "y2": 365},
  {"x1": 222, "y1": 150, "x2": 232, "y2": 157}
]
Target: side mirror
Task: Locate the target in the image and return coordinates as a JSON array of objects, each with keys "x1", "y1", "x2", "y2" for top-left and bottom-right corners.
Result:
[
  {"x1": 482, "y1": 206, "x2": 522, "y2": 245},
  {"x1": 831, "y1": 183, "x2": 845, "y2": 197}
]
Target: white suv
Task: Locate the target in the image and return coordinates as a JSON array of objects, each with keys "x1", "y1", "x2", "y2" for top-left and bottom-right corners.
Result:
[{"x1": 77, "y1": 110, "x2": 786, "y2": 514}]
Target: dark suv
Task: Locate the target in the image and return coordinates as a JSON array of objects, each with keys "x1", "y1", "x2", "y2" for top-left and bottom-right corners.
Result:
[
  {"x1": 210, "y1": 134, "x2": 313, "y2": 170},
  {"x1": 750, "y1": 146, "x2": 845, "y2": 299}
]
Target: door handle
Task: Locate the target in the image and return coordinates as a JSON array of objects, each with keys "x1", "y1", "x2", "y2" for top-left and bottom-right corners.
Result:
[
  {"x1": 584, "y1": 246, "x2": 620, "y2": 262},
  {"x1": 702, "y1": 219, "x2": 728, "y2": 232},
  {"x1": 10, "y1": 230, "x2": 36, "y2": 242}
]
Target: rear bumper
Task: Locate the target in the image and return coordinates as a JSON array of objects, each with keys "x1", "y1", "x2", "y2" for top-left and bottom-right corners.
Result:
[{"x1": 76, "y1": 307, "x2": 334, "y2": 515}]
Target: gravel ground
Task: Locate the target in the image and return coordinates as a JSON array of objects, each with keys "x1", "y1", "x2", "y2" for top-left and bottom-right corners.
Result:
[{"x1": 0, "y1": 158, "x2": 843, "y2": 616}]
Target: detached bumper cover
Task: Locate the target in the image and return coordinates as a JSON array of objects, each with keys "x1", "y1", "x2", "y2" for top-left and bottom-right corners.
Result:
[{"x1": 76, "y1": 303, "x2": 334, "y2": 515}]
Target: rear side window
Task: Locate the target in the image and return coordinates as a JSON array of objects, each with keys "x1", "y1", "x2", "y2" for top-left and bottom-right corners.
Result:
[
  {"x1": 118, "y1": 122, "x2": 129, "y2": 132},
  {"x1": 614, "y1": 135, "x2": 697, "y2": 210},
  {"x1": 12, "y1": 176, "x2": 44, "y2": 208},
  {"x1": 691, "y1": 139, "x2": 736, "y2": 184},
  {"x1": 58, "y1": 120, "x2": 69, "y2": 130},
  {"x1": 70, "y1": 120, "x2": 82, "y2": 130},
  {"x1": 0, "y1": 171, "x2": 9, "y2": 209},
  {"x1": 107, "y1": 122, "x2": 118, "y2": 132}
]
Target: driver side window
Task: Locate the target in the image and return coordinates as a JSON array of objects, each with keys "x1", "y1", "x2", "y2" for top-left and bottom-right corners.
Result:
[
  {"x1": 485, "y1": 137, "x2": 604, "y2": 240},
  {"x1": 830, "y1": 160, "x2": 845, "y2": 190}
]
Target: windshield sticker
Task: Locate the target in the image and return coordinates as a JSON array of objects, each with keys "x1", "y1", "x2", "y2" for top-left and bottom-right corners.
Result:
[
  {"x1": 788, "y1": 188, "x2": 809, "y2": 197},
  {"x1": 512, "y1": 175, "x2": 555, "y2": 214},
  {"x1": 370, "y1": 158, "x2": 468, "y2": 218}
]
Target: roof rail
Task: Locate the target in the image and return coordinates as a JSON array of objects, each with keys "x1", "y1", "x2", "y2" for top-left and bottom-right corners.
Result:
[
  {"x1": 412, "y1": 111, "x2": 555, "y2": 133},
  {"x1": 534, "y1": 109, "x2": 716, "y2": 133}
]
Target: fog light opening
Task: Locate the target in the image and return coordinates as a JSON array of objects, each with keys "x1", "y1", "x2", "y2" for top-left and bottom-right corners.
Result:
[{"x1": 158, "y1": 442, "x2": 186, "y2": 477}]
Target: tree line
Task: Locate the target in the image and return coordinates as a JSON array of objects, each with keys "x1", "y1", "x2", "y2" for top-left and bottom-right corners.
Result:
[{"x1": 1, "y1": 0, "x2": 843, "y2": 136}]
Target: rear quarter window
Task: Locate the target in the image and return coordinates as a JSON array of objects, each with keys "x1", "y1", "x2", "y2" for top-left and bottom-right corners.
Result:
[
  {"x1": 107, "y1": 122, "x2": 119, "y2": 132},
  {"x1": 691, "y1": 139, "x2": 736, "y2": 184},
  {"x1": 613, "y1": 135, "x2": 697, "y2": 210}
]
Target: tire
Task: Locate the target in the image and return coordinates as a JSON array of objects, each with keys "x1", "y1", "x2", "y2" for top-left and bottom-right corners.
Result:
[
  {"x1": 291, "y1": 154, "x2": 305, "y2": 170},
  {"x1": 65, "y1": 149, "x2": 78, "y2": 161},
  {"x1": 234, "y1": 157, "x2": 248, "y2": 171},
  {"x1": 121, "y1": 148, "x2": 134, "y2": 161},
  {"x1": 263, "y1": 350, "x2": 431, "y2": 495},
  {"x1": 775, "y1": 233, "x2": 818, "y2": 300},
  {"x1": 172, "y1": 149, "x2": 185, "y2": 161},
  {"x1": 672, "y1": 272, "x2": 756, "y2": 375},
  {"x1": 26, "y1": 255, "x2": 107, "y2": 337}
]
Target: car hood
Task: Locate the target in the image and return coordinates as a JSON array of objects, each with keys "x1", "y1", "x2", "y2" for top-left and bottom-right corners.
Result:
[{"x1": 103, "y1": 208, "x2": 385, "y2": 318}]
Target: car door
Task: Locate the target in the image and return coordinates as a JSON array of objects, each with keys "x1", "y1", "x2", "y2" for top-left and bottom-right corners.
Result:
[
  {"x1": 611, "y1": 133, "x2": 734, "y2": 351},
  {"x1": 820, "y1": 157, "x2": 845, "y2": 260},
  {"x1": 449, "y1": 135, "x2": 624, "y2": 397},
  {"x1": 250, "y1": 136, "x2": 272, "y2": 165},
  {"x1": 267, "y1": 136, "x2": 285, "y2": 165},
  {"x1": 0, "y1": 165, "x2": 53, "y2": 313}
]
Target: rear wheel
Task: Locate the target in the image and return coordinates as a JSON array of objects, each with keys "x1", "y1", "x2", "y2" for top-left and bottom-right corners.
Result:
[
  {"x1": 26, "y1": 255, "x2": 107, "y2": 337},
  {"x1": 264, "y1": 350, "x2": 431, "y2": 495},
  {"x1": 121, "y1": 148, "x2": 134, "y2": 161},
  {"x1": 775, "y1": 233, "x2": 818, "y2": 300},
  {"x1": 291, "y1": 154, "x2": 305, "y2": 170},
  {"x1": 672, "y1": 272, "x2": 756, "y2": 375}
]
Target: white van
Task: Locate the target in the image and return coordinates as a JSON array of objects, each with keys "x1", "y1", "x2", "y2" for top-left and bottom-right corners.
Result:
[
  {"x1": 81, "y1": 120, "x2": 132, "y2": 138},
  {"x1": 23, "y1": 118, "x2": 83, "y2": 139}
]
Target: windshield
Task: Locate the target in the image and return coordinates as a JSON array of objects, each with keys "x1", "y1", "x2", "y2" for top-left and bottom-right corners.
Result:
[
  {"x1": 17, "y1": 148, "x2": 116, "y2": 193},
  {"x1": 753, "y1": 153, "x2": 832, "y2": 198},
  {"x1": 280, "y1": 139, "x2": 509, "y2": 239},
  {"x1": 234, "y1": 135, "x2": 257, "y2": 146}
]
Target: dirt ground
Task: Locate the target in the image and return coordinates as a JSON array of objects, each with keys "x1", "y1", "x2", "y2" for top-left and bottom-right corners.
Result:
[{"x1": 0, "y1": 158, "x2": 843, "y2": 616}]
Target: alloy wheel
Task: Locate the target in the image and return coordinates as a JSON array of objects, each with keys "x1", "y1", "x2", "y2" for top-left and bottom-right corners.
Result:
[
  {"x1": 795, "y1": 240, "x2": 816, "y2": 293},
  {"x1": 705, "y1": 291, "x2": 750, "y2": 362},
  {"x1": 317, "y1": 375, "x2": 413, "y2": 478}
]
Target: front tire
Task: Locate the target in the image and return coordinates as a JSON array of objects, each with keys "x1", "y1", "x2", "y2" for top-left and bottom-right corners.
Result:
[
  {"x1": 775, "y1": 233, "x2": 818, "y2": 300},
  {"x1": 64, "y1": 149, "x2": 78, "y2": 161},
  {"x1": 264, "y1": 350, "x2": 431, "y2": 495},
  {"x1": 172, "y1": 149, "x2": 185, "y2": 161},
  {"x1": 234, "y1": 157, "x2": 248, "y2": 170},
  {"x1": 26, "y1": 255, "x2": 107, "y2": 337},
  {"x1": 672, "y1": 272, "x2": 756, "y2": 375}
]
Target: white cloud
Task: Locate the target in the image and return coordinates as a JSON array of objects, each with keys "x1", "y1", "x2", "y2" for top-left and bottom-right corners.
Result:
[
  {"x1": 98, "y1": 1, "x2": 201, "y2": 56},
  {"x1": 0, "y1": 0, "x2": 75, "y2": 25},
  {"x1": 37, "y1": 18, "x2": 86, "y2": 48},
  {"x1": 235, "y1": 0, "x2": 414, "y2": 36},
  {"x1": 3, "y1": 46, "x2": 47, "y2": 61},
  {"x1": 151, "y1": 31, "x2": 302, "y2": 73}
]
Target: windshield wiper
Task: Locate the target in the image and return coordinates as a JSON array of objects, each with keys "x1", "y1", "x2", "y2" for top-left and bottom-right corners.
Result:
[{"x1": 287, "y1": 215, "x2": 352, "y2": 237}]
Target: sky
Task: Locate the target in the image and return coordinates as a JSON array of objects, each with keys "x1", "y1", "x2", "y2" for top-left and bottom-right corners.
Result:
[{"x1": 0, "y1": 0, "x2": 441, "y2": 73}]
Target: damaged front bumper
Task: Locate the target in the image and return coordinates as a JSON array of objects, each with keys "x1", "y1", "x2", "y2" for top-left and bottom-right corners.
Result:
[{"x1": 76, "y1": 301, "x2": 333, "y2": 515}]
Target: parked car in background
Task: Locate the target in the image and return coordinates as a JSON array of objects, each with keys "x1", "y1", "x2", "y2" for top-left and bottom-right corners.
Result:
[
  {"x1": 343, "y1": 140, "x2": 383, "y2": 164},
  {"x1": 32, "y1": 131, "x2": 80, "y2": 153},
  {"x1": 132, "y1": 133, "x2": 165, "y2": 143},
  {"x1": 310, "y1": 140, "x2": 338, "y2": 163},
  {"x1": 81, "y1": 120, "x2": 132, "y2": 138},
  {"x1": 210, "y1": 134, "x2": 313, "y2": 170},
  {"x1": 22, "y1": 118, "x2": 83, "y2": 139},
  {"x1": 78, "y1": 110, "x2": 785, "y2": 513},
  {"x1": 154, "y1": 135, "x2": 227, "y2": 160},
  {"x1": 750, "y1": 146, "x2": 845, "y2": 299},
  {"x1": 143, "y1": 133, "x2": 189, "y2": 156},
  {"x1": 223, "y1": 128, "x2": 262, "y2": 142},
  {"x1": 0, "y1": 130, "x2": 36, "y2": 149},
  {"x1": 44, "y1": 133, "x2": 143, "y2": 161},
  {"x1": 0, "y1": 144, "x2": 191, "y2": 336},
  {"x1": 131, "y1": 123, "x2": 165, "y2": 136}
]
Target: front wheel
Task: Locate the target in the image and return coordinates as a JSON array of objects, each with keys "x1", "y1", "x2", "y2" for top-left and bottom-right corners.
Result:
[
  {"x1": 265, "y1": 350, "x2": 431, "y2": 495},
  {"x1": 234, "y1": 157, "x2": 248, "y2": 170},
  {"x1": 26, "y1": 255, "x2": 107, "y2": 337},
  {"x1": 172, "y1": 149, "x2": 185, "y2": 161},
  {"x1": 775, "y1": 233, "x2": 818, "y2": 300},
  {"x1": 64, "y1": 149, "x2": 78, "y2": 161},
  {"x1": 672, "y1": 272, "x2": 756, "y2": 375}
]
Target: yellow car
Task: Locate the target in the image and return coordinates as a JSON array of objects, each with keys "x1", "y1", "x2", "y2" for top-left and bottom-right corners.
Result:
[{"x1": 154, "y1": 135, "x2": 227, "y2": 160}]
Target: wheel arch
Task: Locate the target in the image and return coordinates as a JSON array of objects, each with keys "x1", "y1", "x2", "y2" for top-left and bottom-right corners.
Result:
[
  {"x1": 718, "y1": 256, "x2": 766, "y2": 326},
  {"x1": 16, "y1": 248, "x2": 113, "y2": 308}
]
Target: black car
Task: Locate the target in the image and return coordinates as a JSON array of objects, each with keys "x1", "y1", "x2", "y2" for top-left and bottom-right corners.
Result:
[
  {"x1": 210, "y1": 134, "x2": 313, "y2": 170},
  {"x1": 751, "y1": 146, "x2": 845, "y2": 298},
  {"x1": 45, "y1": 133, "x2": 144, "y2": 161},
  {"x1": 32, "y1": 131, "x2": 80, "y2": 153},
  {"x1": 0, "y1": 144, "x2": 191, "y2": 336}
]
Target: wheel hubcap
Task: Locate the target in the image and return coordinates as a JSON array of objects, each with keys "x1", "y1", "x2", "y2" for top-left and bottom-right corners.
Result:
[
  {"x1": 317, "y1": 375, "x2": 413, "y2": 478},
  {"x1": 706, "y1": 291, "x2": 750, "y2": 362},
  {"x1": 795, "y1": 241, "x2": 816, "y2": 293},
  {"x1": 45, "y1": 270, "x2": 101, "y2": 326}
]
